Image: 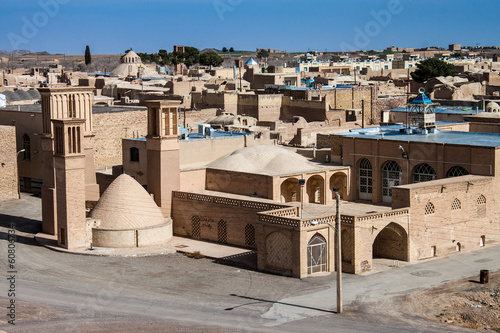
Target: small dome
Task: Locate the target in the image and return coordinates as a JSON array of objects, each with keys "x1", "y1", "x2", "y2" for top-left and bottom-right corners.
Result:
[
  {"x1": 486, "y1": 101, "x2": 500, "y2": 113},
  {"x1": 91, "y1": 174, "x2": 165, "y2": 229},
  {"x1": 122, "y1": 50, "x2": 142, "y2": 64},
  {"x1": 207, "y1": 145, "x2": 319, "y2": 175},
  {"x1": 245, "y1": 58, "x2": 259, "y2": 66}
]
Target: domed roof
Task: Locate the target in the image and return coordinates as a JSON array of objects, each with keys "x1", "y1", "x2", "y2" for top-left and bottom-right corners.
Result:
[
  {"x1": 91, "y1": 174, "x2": 165, "y2": 230},
  {"x1": 122, "y1": 50, "x2": 141, "y2": 63},
  {"x1": 207, "y1": 145, "x2": 319, "y2": 175},
  {"x1": 486, "y1": 101, "x2": 500, "y2": 112}
]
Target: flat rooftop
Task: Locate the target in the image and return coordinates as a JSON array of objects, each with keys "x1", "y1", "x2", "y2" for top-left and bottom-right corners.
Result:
[
  {"x1": 128, "y1": 131, "x2": 250, "y2": 142},
  {"x1": 339, "y1": 123, "x2": 500, "y2": 147},
  {"x1": 391, "y1": 106, "x2": 483, "y2": 115},
  {"x1": 1, "y1": 104, "x2": 146, "y2": 114}
]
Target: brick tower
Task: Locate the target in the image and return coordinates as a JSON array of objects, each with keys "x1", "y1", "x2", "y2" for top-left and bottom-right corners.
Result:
[
  {"x1": 39, "y1": 87, "x2": 99, "y2": 235},
  {"x1": 52, "y1": 118, "x2": 86, "y2": 249},
  {"x1": 146, "y1": 100, "x2": 181, "y2": 218}
]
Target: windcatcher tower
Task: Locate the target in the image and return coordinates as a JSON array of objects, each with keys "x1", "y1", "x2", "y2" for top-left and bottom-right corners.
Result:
[
  {"x1": 146, "y1": 100, "x2": 180, "y2": 218},
  {"x1": 52, "y1": 118, "x2": 86, "y2": 249},
  {"x1": 39, "y1": 87, "x2": 99, "y2": 235}
]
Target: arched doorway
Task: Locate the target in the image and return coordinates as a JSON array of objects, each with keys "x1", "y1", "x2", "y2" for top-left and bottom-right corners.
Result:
[
  {"x1": 306, "y1": 175, "x2": 324, "y2": 204},
  {"x1": 307, "y1": 234, "x2": 327, "y2": 274},
  {"x1": 372, "y1": 222, "x2": 408, "y2": 261},
  {"x1": 382, "y1": 161, "x2": 402, "y2": 203},
  {"x1": 330, "y1": 172, "x2": 347, "y2": 199},
  {"x1": 358, "y1": 158, "x2": 372, "y2": 200},
  {"x1": 280, "y1": 178, "x2": 300, "y2": 202}
]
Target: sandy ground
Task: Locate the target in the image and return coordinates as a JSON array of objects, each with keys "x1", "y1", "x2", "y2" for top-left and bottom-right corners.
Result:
[{"x1": 356, "y1": 271, "x2": 500, "y2": 332}]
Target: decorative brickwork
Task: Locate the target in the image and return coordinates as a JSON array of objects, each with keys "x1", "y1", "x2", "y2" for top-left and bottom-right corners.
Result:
[
  {"x1": 425, "y1": 202, "x2": 435, "y2": 215},
  {"x1": 244, "y1": 224, "x2": 256, "y2": 247},
  {"x1": 191, "y1": 215, "x2": 200, "y2": 238}
]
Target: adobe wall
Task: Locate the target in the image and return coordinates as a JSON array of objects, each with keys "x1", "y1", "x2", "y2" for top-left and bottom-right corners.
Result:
[
  {"x1": 205, "y1": 92, "x2": 238, "y2": 114},
  {"x1": 0, "y1": 126, "x2": 19, "y2": 201},
  {"x1": 392, "y1": 175, "x2": 500, "y2": 261},
  {"x1": 180, "y1": 168, "x2": 206, "y2": 192},
  {"x1": 180, "y1": 135, "x2": 246, "y2": 165},
  {"x1": 281, "y1": 97, "x2": 326, "y2": 122},
  {"x1": 257, "y1": 94, "x2": 282, "y2": 121},
  {"x1": 206, "y1": 169, "x2": 274, "y2": 199},
  {"x1": 237, "y1": 94, "x2": 259, "y2": 119},
  {"x1": 93, "y1": 109, "x2": 148, "y2": 167}
]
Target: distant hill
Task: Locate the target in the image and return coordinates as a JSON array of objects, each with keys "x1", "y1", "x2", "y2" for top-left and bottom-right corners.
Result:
[
  {"x1": 200, "y1": 48, "x2": 221, "y2": 53},
  {"x1": 0, "y1": 50, "x2": 49, "y2": 56}
]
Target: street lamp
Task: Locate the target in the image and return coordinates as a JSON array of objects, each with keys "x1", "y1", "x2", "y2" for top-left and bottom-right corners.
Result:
[
  {"x1": 310, "y1": 186, "x2": 342, "y2": 314},
  {"x1": 16, "y1": 149, "x2": 25, "y2": 199}
]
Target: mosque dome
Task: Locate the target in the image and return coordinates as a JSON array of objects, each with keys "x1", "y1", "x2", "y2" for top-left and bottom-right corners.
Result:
[
  {"x1": 90, "y1": 174, "x2": 165, "y2": 230},
  {"x1": 207, "y1": 145, "x2": 319, "y2": 175}
]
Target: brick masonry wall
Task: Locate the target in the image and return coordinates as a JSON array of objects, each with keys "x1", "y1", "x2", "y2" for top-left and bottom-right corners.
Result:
[
  {"x1": 392, "y1": 176, "x2": 500, "y2": 261},
  {"x1": 0, "y1": 126, "x2": 18, "y2": 200},
  {"x1": 93, "y1": 110, "x2": 148, "y2": 167}
]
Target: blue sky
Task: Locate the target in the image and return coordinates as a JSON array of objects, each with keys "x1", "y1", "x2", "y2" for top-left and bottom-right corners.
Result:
[{"x1": 1, "y1": 0, "x2": 498, "y2": 54}]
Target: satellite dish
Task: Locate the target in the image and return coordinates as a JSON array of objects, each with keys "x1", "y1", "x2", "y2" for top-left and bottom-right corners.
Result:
[{"x1": 419, "y1": 87, "x2": 425, "y2": 94}]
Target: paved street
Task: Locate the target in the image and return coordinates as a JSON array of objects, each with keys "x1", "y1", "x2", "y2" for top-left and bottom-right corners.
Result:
[{"x1": 0, "y1": 195, "x2": 493, "y2": 332}]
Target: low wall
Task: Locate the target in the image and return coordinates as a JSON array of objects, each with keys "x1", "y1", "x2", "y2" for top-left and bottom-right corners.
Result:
[{"x1": 92, "y1": 221, "x2": 172, "y2": 248}]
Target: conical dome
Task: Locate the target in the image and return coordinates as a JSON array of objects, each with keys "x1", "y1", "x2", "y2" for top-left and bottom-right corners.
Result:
[{"x1": 91, "y1": 174, "x2": 165, "y2": 229}]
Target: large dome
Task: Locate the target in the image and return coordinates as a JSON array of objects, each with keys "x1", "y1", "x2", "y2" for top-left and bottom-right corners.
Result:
[
  {"x1": 91, "y1": 174, "x2": 165, "y2": 229},
  {"x1": 207, "y1": 145, "x2": 319, "y2": 175}
]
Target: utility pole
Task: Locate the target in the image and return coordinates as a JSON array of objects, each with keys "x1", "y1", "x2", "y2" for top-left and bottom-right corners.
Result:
[
  {"x1": 361, "y1": 99, "x2": 365, "y2": 128},
  {"x1": 310, "y1": 188, "x2": 342, "y2": 314},
  {"x1": 335, "y1": 190, "x2": 342, "y2": 314}
]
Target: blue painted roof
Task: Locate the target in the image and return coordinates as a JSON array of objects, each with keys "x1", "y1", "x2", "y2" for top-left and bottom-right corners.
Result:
[
  {"x1": 128, "y1": 131, "x2": 250, "y2": 142},
  {"x1": 338, "y1": 123, "x2": 500, "y2": 147},
  {"x1": 391, "y1": 106, "x2": 483, "y2": 115}
]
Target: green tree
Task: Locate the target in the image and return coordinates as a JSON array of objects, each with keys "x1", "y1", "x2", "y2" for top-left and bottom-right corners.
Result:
[
  {"x1": 199, "y1": 51, "x2": 224, "y2": 67},
  {"x1": 222, "y1": 47, "x2": 228, "y2": 53},
  {"x1": 256, "y1": 49, "x2": 269, "y2": 59},
  {"x1": 229, "y1": 47, "x2": 234, "y2": 53},
  {"x1": 84, "y1": 45, "x2": 91, "y2": 65},
  {"x1": 411, "y1": 58, "x2": 458, "y2": 83}
]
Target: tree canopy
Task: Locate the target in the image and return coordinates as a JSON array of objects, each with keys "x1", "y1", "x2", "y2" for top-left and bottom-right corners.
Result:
[
  {"x1": 256, "y1": 49, "x2": 270, "y2": 59},
  {"x1": 130, "y1": 46, "x2": 201, "y2": 68},
  {"x1": 229, "y1": 47, "x2": 234, "y2": 53},
  {"x1": 84, "y1": 45, "x2": 91, "y2": 65},
  {"x1": 199, "y1": 51, "x2": 224, "y2": 67},
  {"x1": 222, "y1": 47, "x2": 228, "y2": 53},
  {"x1": 411, "y1": 58, "x2": 457, "y2": 83}
]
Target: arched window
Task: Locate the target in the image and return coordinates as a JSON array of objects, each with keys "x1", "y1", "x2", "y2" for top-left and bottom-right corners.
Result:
[
  {"x1": 477, "y1": 195, "x2": 486, "y2": 205},
  {"x1": 451, "y1": 198, "x2": 461, "y2": 211},
  {"x1": 130, "y1": 147, "x2": 139, "y2": 162},
  {"x1": 359, "y1": 158, "x2": 372, "y2": 200},
  {"x1": 413, "y1": 163, "x2": 436, "y2": 183},
  {"x1": 382, "y1": 161, "x2": 401, "y2": 203},
  {"x1": 446, "y1": 166, "x2": 469, "y2": 178},
  {"x1": 23, "y1": 134, "x2": 30, "y2": 160},
  {"x1": 425, "y1": 202, "x2": 435, "y2": 215},
  {"x1": 307, "y1": 234, "x2": 327, "y2": 274},
  {"x1": 244, "y1": 224, "x2": 255, "y2": 247}
]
